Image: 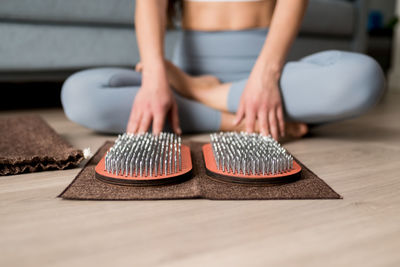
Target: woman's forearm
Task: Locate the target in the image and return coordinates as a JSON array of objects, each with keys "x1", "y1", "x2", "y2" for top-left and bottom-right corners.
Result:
[
  {"x1": 257, "y1": 0, "x2": 308, "y2": 77},
  {"x1": 128, "y1": 0, "x2": 180, "y2": 134},
  {"x1": 135, "y1": 0, "x2": 168, "y2": 80}
]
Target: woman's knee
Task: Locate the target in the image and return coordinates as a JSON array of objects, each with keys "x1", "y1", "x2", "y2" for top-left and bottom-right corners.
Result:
[
  {"x1": 317, "y1": 52, "x2": 385, "y2": 119},
  {"x1": 61, "y1": 68, "x2": 138, "y2": 132},
  {"x1": 61, "y1": 69, "x2": 102, "y2": 128},
  {"x1": 339, "y1": 53, "x2": 385, "y2": 116}
]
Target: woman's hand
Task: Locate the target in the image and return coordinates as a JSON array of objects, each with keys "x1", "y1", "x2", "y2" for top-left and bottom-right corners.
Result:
[
  {"x1": 234, "y1": 65, "x2": 285, "y2": 140},
  {"x1": 126, "y1": 69, "x2": 181, "y2": 135},
  {"x1": 231, "y1": 0, "x2": 307, "y2": 139}
]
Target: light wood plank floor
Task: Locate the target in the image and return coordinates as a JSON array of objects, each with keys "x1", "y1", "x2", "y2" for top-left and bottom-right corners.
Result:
[{"x1": 1, "y1": 92, "x2": 400, "y2": 267}]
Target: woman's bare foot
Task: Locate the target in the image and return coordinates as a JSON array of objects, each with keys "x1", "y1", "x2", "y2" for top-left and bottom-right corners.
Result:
[
  {"x1": 285, "y1": 122, "x2": 309, "y2": 139},
  {"x1": 135, "y1": 61, "x2": 220, "y2": 98},
  {"x1": 165, "y1": 61, "x2": 221, "y2": 99},
  {"x1": 136, "y1": 61, "x2": 230, "y2": 111},
  {"x1": 220, "y1": 112, "x2": 308, "y2": 140}
]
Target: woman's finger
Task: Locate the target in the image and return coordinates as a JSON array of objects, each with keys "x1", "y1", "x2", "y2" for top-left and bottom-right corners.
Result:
[
  {"x1": 276, "y1": 106, "x2": 285, "y2": 137},
  {"x1": 138, "y1": 112, "x2": 152, "y2": 133},
  {"x1": 152, "y1": 110, "x2": 166, "y2": 135},
  {"x1": 170, "y1": 102, "x2": 182, "y2": 135},
  {"x1": 257, "y1": 109, "x2": 269, "y2": 136},
  {"x1": 245, "y1": 106, "x2": 256, "y2": 133},
  {"x1": 268, "y1": 109, "x2": 279, "y2": 140},
  {"x1": 234, "y1": 101, "x2": 245, "y2": 126},
  {"x1": 127, "y1": 111, "x2": 141, "y2": 133}
]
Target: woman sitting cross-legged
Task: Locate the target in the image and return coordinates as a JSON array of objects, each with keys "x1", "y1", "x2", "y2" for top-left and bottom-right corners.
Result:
[{"x1": 61, "y1": 0, "x2": 385, "y2": 141}]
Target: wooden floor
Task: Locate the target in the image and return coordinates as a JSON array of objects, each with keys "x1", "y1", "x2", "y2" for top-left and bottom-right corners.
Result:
[{"x1": 1, "y1": 92, "x2": 400, "y2": 267}]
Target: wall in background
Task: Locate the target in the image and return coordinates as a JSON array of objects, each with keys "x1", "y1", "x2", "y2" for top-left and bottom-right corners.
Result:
[
  {"x1": 369, "y1": 0, "x2": 396, "y2": 25},
  {"x1": 389, "y1": 0, "x2": 400, "y2": 91}
]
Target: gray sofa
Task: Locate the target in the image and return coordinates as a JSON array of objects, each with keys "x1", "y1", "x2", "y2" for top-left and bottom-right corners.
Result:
[{"x1": 0, "y1": 0, "x2": 367, "y2": 81}]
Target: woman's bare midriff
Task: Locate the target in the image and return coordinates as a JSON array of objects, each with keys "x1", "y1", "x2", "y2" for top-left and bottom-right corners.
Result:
[{"x1": 182, "y1": 0, "x2": 276, "y2": 31}]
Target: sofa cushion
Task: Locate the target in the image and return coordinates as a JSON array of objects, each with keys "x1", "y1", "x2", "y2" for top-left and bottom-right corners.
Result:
[
  {"x1": 0, "y1": 0, "x2": 135, "y2": 26},
  {"x1": 300, "y1": 0, "x2": 355, "y2": 37},
  {"x1": 0, "y1": 22, "x2": 178, "y2": 71}
]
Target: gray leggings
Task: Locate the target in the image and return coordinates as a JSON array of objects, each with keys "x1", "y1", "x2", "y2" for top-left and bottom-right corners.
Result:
[{"x1": 61, "y1": 29, "x2": 385, "y2": 133}]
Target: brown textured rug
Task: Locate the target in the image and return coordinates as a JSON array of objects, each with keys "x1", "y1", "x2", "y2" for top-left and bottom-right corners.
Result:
[
  {"x1": 59, "y1": 141, "x2": 341, "y2": 200},
  {"x1": 0, "y1": 115, "x2": 84, "y2": 175}
]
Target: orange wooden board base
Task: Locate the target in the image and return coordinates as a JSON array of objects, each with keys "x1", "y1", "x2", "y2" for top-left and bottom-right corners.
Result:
[
  {"x1": 202, "y1": 143, "x2": 302, "y2": 185},
  {"x1": 95, "y1": 145, "x2": 192, "y2": 186}
]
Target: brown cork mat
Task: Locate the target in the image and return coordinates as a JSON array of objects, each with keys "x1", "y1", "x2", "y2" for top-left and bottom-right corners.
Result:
[
  {"x1": 0, "y1": 115, "x2": 84, "y2": 176},
  {"x1": 59, "y1": 141, "x2": 341, "y2": 200}
]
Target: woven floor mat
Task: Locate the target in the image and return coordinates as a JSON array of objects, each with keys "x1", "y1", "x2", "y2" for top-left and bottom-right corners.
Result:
[{"x1": 0, "y1": 115, "x2": 83, "y2": 176}]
